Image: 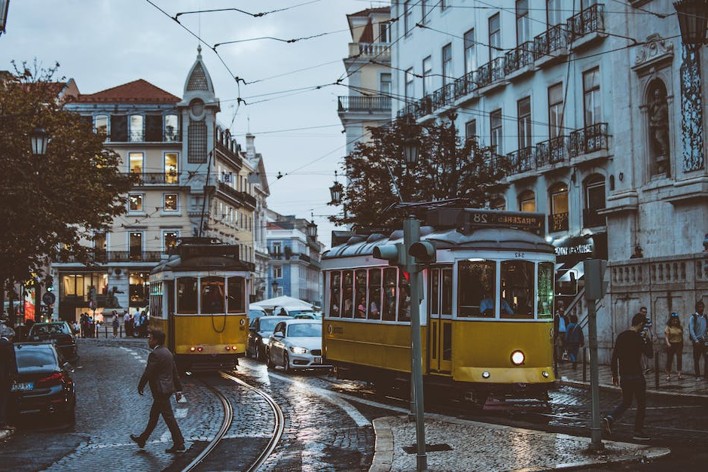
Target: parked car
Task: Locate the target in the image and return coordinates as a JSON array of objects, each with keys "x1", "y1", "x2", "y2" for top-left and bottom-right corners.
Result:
[
  {"x1": 247, "y1": 316, "x2": 291, "y2": 361},
  {"x1": 272, "y1": 306, "x2": 316, "y2": 318},
  {"x1": 28, "y1": 321, "x2": 78, "y2": 363},
  {"x1": 248, "y1": 305, "x2": 267, "y2": 322},
  {"x1": 266, "y1": 319, "x2": 329, "y2": 372},
  {"x1": 10, "y1": 342, "x2": 76, "y2": 424},
  {"x1": 292, "y1": 312, "x2": 322, "y2": 320}
]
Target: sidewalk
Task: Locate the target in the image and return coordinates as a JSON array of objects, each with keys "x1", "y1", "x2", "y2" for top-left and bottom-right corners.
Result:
[{"x1": 370, "y1": 361, "x2": 703, "y2": 471}]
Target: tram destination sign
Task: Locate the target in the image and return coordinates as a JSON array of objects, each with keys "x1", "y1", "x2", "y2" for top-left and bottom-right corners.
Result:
[{"x1": 426, "y1": 208, "x2": 545, "y2": 235}]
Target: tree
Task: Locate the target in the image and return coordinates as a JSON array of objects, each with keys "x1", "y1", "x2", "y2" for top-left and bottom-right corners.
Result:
[
  {"x1": 329, "y1": 115, "x2": 510, "y2": 232},
  {"x1": 0, "y1": 62, "x2": 133, "y2": 326}
]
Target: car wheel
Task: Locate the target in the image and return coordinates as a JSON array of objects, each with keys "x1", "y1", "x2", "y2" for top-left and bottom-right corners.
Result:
[
  {"x1": 266, "y1": 350, "x2": 275, "y2": 369},
  {"x1": 283, "y1": 352, "x2": 290, "y2": 373}
]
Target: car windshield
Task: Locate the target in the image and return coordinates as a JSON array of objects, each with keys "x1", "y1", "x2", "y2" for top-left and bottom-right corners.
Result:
[
  {"x1": 288, "y1": 310, "x2": 313, "y2": 316},
  {"x1": 31, "y1": 323, "x2": 69, "y2": 336},
  {"x1": 259, "y1": 318, "x2": 281, "y2": 332},
  {"x1": 287, "y1": 323, "x2": 321, "y2": 338},
  {"x1": 15, "y1": 347, "x2": 58, "y2": 371}
]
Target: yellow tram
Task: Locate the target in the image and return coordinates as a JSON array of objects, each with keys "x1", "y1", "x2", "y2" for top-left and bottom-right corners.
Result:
[
  {"x1": 149, "y1": 238, "x2": 252, "y2": 371},
  {"x1": 321, "y1": 208, "x2": 557, "y2": 405}
]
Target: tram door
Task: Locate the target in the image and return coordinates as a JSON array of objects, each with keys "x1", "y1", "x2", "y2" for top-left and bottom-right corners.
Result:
[{"x1": 428, "y1": 267, "x2": 453, "y2": 374}]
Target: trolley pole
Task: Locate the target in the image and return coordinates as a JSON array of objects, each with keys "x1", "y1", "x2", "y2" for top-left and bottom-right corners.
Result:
[{"x1": 403, "y1": 215, "x2": 427, "y2": 471}]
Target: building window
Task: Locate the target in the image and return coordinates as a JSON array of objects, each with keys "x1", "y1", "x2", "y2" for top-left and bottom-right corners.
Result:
[
  {"x1": 548, "y1": 82, "x2": 564, "y2": 139},
  {"x1": 272, "y1": 242, "x2": 282, "y2": 257},
  {"x1": 422, "y1": 56, "x2": 433, "y2": 96},
  {"x1": 164, "y1": 193, "x2": 178, "y2": 212},
  {"x1": 274, "y1": 266, "x2": 282, "y2": 279},
  {"x1": 584, "y1": 175, "x2": 606, "y2": 227},
  {"x1": 442, "y1": 43, "x2": 452, "y2": 88},
  {"x1": 128, "y1": 194, "x2": 144, "y2": 212},
  {"x1": 95, "y1": 115, "x2": 108, "y2": 137},
  {"x1": 490, "y1": 108, "x2": 503, "y2": 154},
  {"x1": 129, "y1": 232, "x2": 143, "y2": 260},
  {"x1": 547, "y1": 0, "x2": 563, "y2": 27},
  {"x1": 145, "y1": 114, "x2": 162, "y2": 142},
  {"x1": 549, "y1": 183, "x2": 569, "y2": 232},
  {"x1": 488, "y1": 13, "x2": 501, "y2": 61},
  {"x1": 404, "y1": 1, "x2": 413, "y2": 35},
  {"x1": 464, "y1": 28, "x2": 476, "y2": 75},
  {"x1": 378, "y1": 22, "x2": 390, "y2": 42},
  {"x1": 465, "y1": 119, "x2": 477, "y2": 143},
  {"x1": 164, "y1": 114, "x2": 179, "y2": 142},
  {"x1": 110, "y1": 115, "x2": 128, "y2": 142},
  {"x1": 405, "y1": 68, "x2": 415, "y2": 102},
  {"x1": 517, "y1": 96, "x2": 532, "y2": 149},
  {"x1": 516, "y1": 0, "x2": 529, "y2": 45},
  {"x1": 164, "y1": 152, "x2": 178, "y2": 183},
  {"x1": 490, "y1": 197, "x2": 506, "y2": 210},
  {"x1": 519, "y1": 190, "x2": 535, "y2": 212},
  {"x1": 129, "y1": 152, "x2": 143, "y2": 174},
  {"x1": 163, "y1": 231, "x2": 178, "y2": 253},
  {"x1": 583, "y1": 67, "x2": 601, "y2": 128},
  {"x1": 379, "y1": 73, "x2": 391, "y2": 95},
  {"x1": 129, "y1": 115, "x2": 144, "y2": 142},
  {"x1": 421, "y1": 0, "x2": 429, "y2": 22}
]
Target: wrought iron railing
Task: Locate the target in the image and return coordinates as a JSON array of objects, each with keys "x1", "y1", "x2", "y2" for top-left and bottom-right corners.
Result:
[
  {"x1": 477, "y1": 57, "x2": 506, "y2": 88},
  {"x1": 505, "y1": 42, "x2": 534, "y2": 74},
  {"x1": 569, "y1": 122, "x2": 609, "y2": 157},
  {"x1": 507, "y1": 146, "x2": 537, "y2": 174},
  {"x1": 583, "y1": 207, "x2": 606, "y2": 228},
  {"x1": 537, "y1": 136, "x2": 569, "y2": 166},
  {"x1": 548, "y1": 212, "x2": 570, "y2": 233},
  {"x1": 454, "y1": 70, "x2": 478, "y2": 99},
  {"x1": 337, "y1": 96, "x2": 391, "y2": 112},
  {"x1": 127, "y1": 172, "x2": 180, "y2": 185},
  {"x1": 533, "y1": 24, "x2": 569, "y2": 60},
  {"x1": 568, "y1": 4, "x2": 605, "y2": 40}
]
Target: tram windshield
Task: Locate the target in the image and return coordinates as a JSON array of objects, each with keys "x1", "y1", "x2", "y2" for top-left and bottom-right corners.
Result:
[
  {"x1": 227, "y1": 277, "x2": 245, "y2": 313},
  {"x1": 499, "y1": 260, "x2": 534, "y2": 319},
  {"x1": 458, "y1": 259, "x2": 496, "y2": 318},
  {"x1": 201, "y1": 277, "x2": 225, "y2": 314},
  {"x1": 177, "y1": 277, "x2": 198, "y2": 313}
]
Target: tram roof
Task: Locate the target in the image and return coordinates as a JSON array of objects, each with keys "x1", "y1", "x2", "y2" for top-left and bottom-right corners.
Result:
[
  {"x1": 151, "y1": 239, "x2": 254, "y2": 274},
  {"x1": 322, "y1": 227, "x2": 554, "y2": 260}
]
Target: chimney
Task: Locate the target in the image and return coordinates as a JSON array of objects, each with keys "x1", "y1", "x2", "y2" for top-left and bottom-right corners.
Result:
[{"x1": 246, "y1": 133, "x2": 256, "y2": 158}]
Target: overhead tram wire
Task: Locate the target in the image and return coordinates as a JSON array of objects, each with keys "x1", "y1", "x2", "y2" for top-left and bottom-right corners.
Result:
[{"x1": 174, "y1": 0, "x2": 321, "y2": 20}]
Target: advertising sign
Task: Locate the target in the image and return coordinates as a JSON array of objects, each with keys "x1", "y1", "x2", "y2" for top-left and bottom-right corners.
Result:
[{"x1": 23, "y1": 285, "x2": 35, "y2": 322}]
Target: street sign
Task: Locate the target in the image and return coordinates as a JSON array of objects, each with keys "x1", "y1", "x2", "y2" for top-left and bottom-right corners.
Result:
[{"x1": 42, "y1": 291, "x2": 56, "y2": 305}]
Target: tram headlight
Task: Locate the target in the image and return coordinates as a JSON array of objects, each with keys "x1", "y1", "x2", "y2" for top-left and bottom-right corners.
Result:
[
  {"x1": 190, "y1": 347, "x2": 196, "y2": 352},
  {"x1": 197, "y1": 346, "x2": 204, "y2": 352},
  {"x1": 225, "y1": 346, "x2": 231, "y2": 351},
  {"x1": 482, "y1": 371, "x2": 491, "y2": 379},
  {"x1": 290, "y1": 346, "x2": 308, "y2": 354},
  {"x1": 510, "y1": 350, "x2": 525, "y2": 365}
]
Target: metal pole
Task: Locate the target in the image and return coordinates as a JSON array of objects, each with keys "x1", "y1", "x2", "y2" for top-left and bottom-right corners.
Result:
[
  {"x1": 587, "y1": 298, "x2": 603, "y2": 450},
  {"x1": 404, "y1": 216, "x2": 427, "y2": 471}
]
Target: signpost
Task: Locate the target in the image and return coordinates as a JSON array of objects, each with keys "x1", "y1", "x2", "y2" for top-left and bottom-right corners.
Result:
[{"x1": 584, "y1": 259, "x2": 608, "y2": 451}]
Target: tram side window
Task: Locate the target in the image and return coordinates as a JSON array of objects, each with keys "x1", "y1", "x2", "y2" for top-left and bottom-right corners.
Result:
[
  {"x1": 398, "y1": 272, "x2": 411, "y2": 322},
  {"x1": 342, "y1": 270, "x2": 354, "y2": 318},
  {"x1": 227, "y1": 277, "x2": 245, "y2": 313},
  {"x1": 202, "y1": 276, "x2": 225, "y2": 314},
  {"x1": 369, "y1": 269, "x2": 382, "y2": 320},
  {"x1": 500, "y1": 260, "x2": 534, "y2": 319},
  {"x1": 441, "y1": 268, "x2": 453, "y2": 314},
  {"x1": 355, "y1": 270, "x2": 367, "y2": 318},
  {"x1": 430, "y1": 269, "x2": 440, "y2": 314},
  {"x1": 458, "y1": 260, "x2": 496, "y2": 318},
  {"x1": 382, "y1": 268, "x2": 397, "y2": 321},
  {"x1": 177, "y1": 277, "x2": 198, "y2": 314},
  {"x1": 329, "y1": 271, "x2": 341, "y2": 318},
  {"x1": 537, "y1": 262, "x2": 554, "y2": 319}
]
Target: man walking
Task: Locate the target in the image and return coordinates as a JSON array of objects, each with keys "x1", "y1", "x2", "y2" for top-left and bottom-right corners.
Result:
[
  {"x1": 0, "y1": 321, "x2": 17, "y2": 431},
  {"x1": 130, "y1": 329, "x2": 185, "y2": 453},
  {"x1": 688, "y1": 300, "x2": 707, "y2": 380},
  {"x1": 602, "y1": 312, "x2": 651, "y2": 441}
]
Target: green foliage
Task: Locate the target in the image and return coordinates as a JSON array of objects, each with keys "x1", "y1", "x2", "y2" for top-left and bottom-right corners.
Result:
[
  {"x1": 329, "y1": 116, "x2": 510, "y2": 232},
  {"x1": 0, "y1": 62, "x2": 133, "y2": 287}
]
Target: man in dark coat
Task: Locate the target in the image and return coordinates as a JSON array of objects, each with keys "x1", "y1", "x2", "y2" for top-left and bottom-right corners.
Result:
[
  {"x1": 0, "y1": 322, "x2": 17, "y2": 430},
  {"x1": 130, "y1": 329, "x2": 185, "y2": 453}
]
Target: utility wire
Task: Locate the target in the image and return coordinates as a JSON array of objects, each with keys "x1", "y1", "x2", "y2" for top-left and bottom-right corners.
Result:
[{"x1": 174, "y1": 1, "x2": 321, "y2": 20}]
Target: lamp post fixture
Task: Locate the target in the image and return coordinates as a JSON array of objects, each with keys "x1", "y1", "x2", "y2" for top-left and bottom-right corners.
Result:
[
  {"x1": 306, "y1": 220, "x2": 317, "y2": 239},
  {"x1": 329, "y1": 170, "x2": 344, "y2": 206},
  {"x1": 674, "y1": 0, "x2": 708, "y2": 172},
  {"x1": 30, "y1": 127, "x2": 49, "y2": 156}
]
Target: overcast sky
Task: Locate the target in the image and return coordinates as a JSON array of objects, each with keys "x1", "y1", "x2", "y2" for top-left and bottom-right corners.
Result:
[{"x1": 1, "y1": 0, "x2": 389, "y2": 248}]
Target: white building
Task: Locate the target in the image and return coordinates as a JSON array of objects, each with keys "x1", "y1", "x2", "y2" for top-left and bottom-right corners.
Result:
[{"x1": 390, "y1": 1, "x2": 707, "y2": 363}]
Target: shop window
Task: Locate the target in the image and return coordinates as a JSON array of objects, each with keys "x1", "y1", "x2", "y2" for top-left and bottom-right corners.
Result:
[
  {"x1": 129, "y1": 272, "x2": 149, "y2": 307},
  {"x1": 458, "y1": 259, "x2": 496, "y2": 318}
]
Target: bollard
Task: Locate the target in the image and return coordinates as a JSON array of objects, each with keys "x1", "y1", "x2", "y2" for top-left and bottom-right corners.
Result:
[
  {"x1": 104, "y1": 325, "x2": 108, "y2": 338},
  {"x1": 583, "y1": 347, "x2": 587, "y2": 383},
  {"x1": 655, "y1": 351, "x2": 660, "y2": 389},
  {"x1": 120, "y1": 325, "x2": 123, "y2": 338}
]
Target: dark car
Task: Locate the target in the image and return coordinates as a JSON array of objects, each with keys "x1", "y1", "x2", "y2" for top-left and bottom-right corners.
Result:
[
  {"x1": 10, "y1": 342, "x2": 76, "y2": 424},
  {"x1": 28, "y1": 321, "x2": 78, "y2": 363},
  {"x1": 247, "y1": 316, "x2": 291, "y2": 361}
]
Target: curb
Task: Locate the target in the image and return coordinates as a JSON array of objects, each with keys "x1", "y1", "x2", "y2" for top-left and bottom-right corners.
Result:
[
  {"x1": 558, "y1": 378, "x2": 708, "y2": 400},
  {"x1": 370, "y1": 417, "x2": 394, "y2": 472}
]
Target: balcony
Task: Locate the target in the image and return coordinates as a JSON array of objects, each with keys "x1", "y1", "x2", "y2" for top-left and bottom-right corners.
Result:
[
  {"x1": 476, "y1": 57, "x2": 506, "y2": 90},
  {"x1": 338, "y1": 96, "x2": 391, "y2": 113},
  {"x1": 453, "y1": 70, "x2": 478, "y2": 102},
  {"x1": 569, "y1": 122, "x2": 609, "y2": 158},
  {"x1": 61, "y1": 251, "x2": 166, "y2": 264},
  {"x1": 504, "y1": 42, "x2": 534, "y2": 78},
  {"x1": 217, "y1": 181, "x2": 255, "y2": 208},
  {"x1": 568, "y1": 4, "x2": 606, "y2": 48},
  {"x1": 533, "y1": 24, "x2": 569, "y2": 66},
  {"x1": 507, "y1": 146, "x2": 537, "y2": 174},
  {"x1": 128, "y1": 172, "x2": 180, "y2": 186},
  {"x1": 583, "y1": 207, "x2": 606, "y2": 228},
  {"x1": 537, "y1": 136, "x2": 570, "y2": 167},
  {"x1": 548, "y1": 212, "x2": 570, "y2": 233},
  {"x1": 431, "y1": 82, "x2": 456, "y2": 111},
  {"x1": 348, "y1": 42, "x2": 390, "y2": 59}
]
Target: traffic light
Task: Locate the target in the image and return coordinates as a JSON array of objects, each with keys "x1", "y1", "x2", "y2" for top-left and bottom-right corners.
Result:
[
  {"x1": 45, "y1": 276, "x2": 54, "y2": 291},
  {"x1": 409, "y1": 241, "x2": 436, "y2": 264},
  {"x1": 372, "y1": 243, "x2": 406, "y2": 266}
]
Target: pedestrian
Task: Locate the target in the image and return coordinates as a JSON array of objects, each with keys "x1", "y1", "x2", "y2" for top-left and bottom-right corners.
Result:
[
  {"x1": 638, "y1": 306, "x2": 655, "y2": 373},
  {"x1": 602, "y1": 312, "x2": 652, "y2": 441},
  {"x1": 125, "y1": 313, "x2": 133, "y2": 337},
  {"x1": 0, "y1": 320, "x2": 17, "y2": 431},
  {"x1": 664, "y1": 313, "x2": 684, "y2": 381},
  {"x1": 130, "y1": 329, "x2": 186, "y2": 453},
  {"x1": 112, "y1": 314, "x2": 119, "y2": 338},
  {"x1": 565, "y1": 314, "x2": 584, "y2": 369},
  {"x1": 688, "y1": 300, "x2": 707, "y2": 380},
  {"x1": 553, "y1": 301, "x2": 569, "y2": 363}
]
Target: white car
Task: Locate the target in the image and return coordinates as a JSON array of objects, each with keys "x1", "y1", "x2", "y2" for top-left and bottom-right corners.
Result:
[{"x1": 266, "y1": 319, "x2": 329, "y2": 372}]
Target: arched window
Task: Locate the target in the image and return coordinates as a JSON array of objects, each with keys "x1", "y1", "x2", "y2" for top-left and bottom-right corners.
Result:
[
  {"x1": 646, "y1": 79, "x2": 670, "y2": 177},
  {"x1": 583, "y1": 174, "x2": 606, "y2": 228},
  {"x1": 548, "y1": 183, "x2": 568, "y2": 232},
  {"x1": 518, "y1": 190, "x2": 535, "y2": 212},
  {"x1": 490, "y1": 196, "x2": 506, "y2": 210}
]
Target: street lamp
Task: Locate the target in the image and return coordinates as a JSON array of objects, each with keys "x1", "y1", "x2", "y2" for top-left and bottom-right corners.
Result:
[
  {"x1": 674, "y1": 0, "x2": 708, "y2": 172},
  {"x1": 329, "y1": 170, "x2": 344, "y2": 205},
  {"x1": 30, "y1": 127, "x2": 49, "y2": 156},
  {"x1": 306, "y1": 220, "x2": 317, "y2": 239}
]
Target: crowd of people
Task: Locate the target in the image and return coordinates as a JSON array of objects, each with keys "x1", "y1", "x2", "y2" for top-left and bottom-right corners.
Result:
[{"x1": 76, "y1": 309, "x2": 149, "y2": 338}]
